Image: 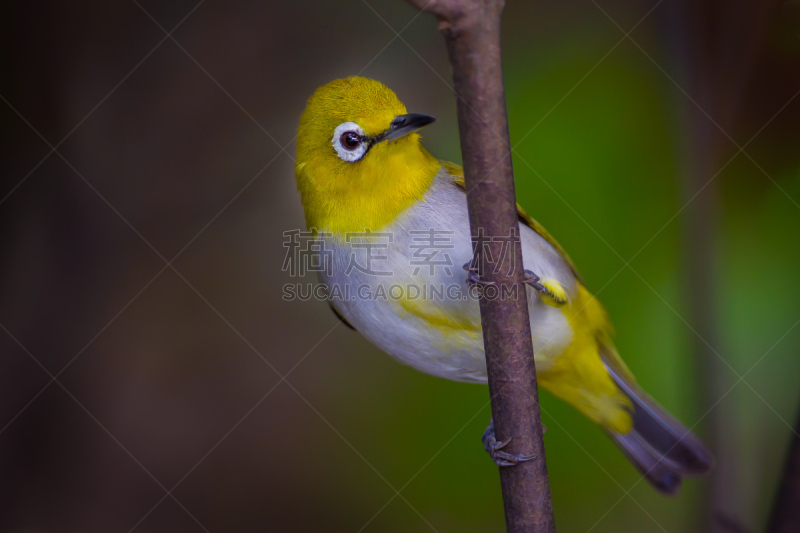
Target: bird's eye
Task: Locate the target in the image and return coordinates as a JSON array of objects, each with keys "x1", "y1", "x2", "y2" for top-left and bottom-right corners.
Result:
[
  {"x1": 340, "y1": 131, "x2": 361, "y2": 150},
  {"x1": 332, "y1": 121, "x2": 367, "y2": 162}
]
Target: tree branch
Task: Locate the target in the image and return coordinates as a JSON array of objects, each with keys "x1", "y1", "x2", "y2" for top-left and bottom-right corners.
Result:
[
  {"x1": 405, "y1": 1, "x2": 556, "y2": 531},
  {"x1": 767, "y1": 410, "x2": 800, "y2": 533}
]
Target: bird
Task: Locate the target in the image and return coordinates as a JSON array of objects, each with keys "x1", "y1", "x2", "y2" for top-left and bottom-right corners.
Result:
[{"x1": 293, "y1": 76, "x2": 712, "y2": 494}]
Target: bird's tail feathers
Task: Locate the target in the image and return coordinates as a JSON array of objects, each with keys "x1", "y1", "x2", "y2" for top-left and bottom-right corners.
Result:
[{"x1": 601, "y1": 351, "x2": 714, "y2": 495}]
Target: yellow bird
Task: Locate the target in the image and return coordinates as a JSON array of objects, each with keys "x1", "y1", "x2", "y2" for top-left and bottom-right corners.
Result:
[{"x1": 294, "y1": 76, "x2": 712, "y2": 494}]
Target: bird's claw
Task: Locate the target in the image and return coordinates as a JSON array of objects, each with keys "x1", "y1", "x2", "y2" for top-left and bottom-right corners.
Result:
[
  {"x1": 523, "y1": 269, "x2": 547, "y2": 293},
  {"x1": 482, "y1": 419, "x2": 537, "y2": 467},
  {"x1": 463, "y1": 261, "x2": 495, "y2": 288},
  {"x1": 488, "y1": 437, "x2": 537, "y2": 467}
]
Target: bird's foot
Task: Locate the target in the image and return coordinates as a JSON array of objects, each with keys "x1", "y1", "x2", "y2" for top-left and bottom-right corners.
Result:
[
  {"x1": 463, "y1": 261, "x2": 495, "y2": 289},
  {"x1": 482, "y1": 418, "x2": 536, "y2": 467},
  {"x1": 523, "y1": 270, "x2": 568, "y2": 306}
]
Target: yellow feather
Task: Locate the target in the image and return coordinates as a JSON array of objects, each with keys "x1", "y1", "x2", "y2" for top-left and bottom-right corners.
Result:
[{"x1": 538, "y1": 284, "x2": 634, "y2": 433}]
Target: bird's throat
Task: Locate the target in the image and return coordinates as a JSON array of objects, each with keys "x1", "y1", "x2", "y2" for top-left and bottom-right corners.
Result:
[{"x1": 297, "y1": 144, "x2": 441, "y2": 236}]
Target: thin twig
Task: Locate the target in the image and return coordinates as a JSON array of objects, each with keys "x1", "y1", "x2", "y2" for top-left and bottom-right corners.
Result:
[{"x1": 404, "y1": 1, "x2": 555, "y2": 531}]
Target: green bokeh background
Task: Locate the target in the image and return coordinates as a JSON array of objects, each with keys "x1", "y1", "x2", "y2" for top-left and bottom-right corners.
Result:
[{"x1": 2, "y1": 1, "x2": 799, "y2": 532}]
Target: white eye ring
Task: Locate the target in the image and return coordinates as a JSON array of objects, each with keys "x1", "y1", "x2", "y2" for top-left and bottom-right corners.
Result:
[{"x1": 332, "y1": 122, "x2": 368, "y2": 162}]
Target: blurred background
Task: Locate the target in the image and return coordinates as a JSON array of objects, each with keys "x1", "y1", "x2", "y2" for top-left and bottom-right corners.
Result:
[{"x1": 2, "y1": 0, "x2": 799, "y2": 531}]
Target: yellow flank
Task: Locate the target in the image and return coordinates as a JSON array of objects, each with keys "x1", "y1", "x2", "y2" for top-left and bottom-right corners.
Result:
[
  {"x1": 397, "y1": 296, "x2": 480, "y2": 332},
  {"x1": 295, "y1": 77, "x2": 441, "y2": 234},
  {"x1": 539, "y1": 284, "x2": 633, "y2": 433}
]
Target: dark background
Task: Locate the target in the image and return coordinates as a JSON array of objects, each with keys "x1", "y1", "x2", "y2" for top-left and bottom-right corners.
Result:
[{"x1": 2, "y1": 1, "x2": 800, "y2": 532}]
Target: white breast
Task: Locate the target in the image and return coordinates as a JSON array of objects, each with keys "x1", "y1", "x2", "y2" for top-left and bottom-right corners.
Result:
[{"x1": 318, "y1": 171, "x2": 576, "y2": 383}]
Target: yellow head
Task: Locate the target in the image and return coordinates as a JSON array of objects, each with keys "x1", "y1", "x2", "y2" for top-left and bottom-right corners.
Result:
[{"x1": 295, "y1": 77, "x2": 441, "y2": 235}]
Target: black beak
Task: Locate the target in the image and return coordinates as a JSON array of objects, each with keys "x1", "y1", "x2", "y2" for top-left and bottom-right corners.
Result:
[{"x1": 381, "y1": 113, "x2": 436, "y2": 143}]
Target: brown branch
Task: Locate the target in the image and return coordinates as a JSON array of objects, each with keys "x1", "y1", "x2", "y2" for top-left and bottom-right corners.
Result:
[
  {"x1": 767, "y1": 410, "x2": 800, "y2": 533},
  {"x1": 404, "y1": 1, "x2": 555, "y2": 531}
]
